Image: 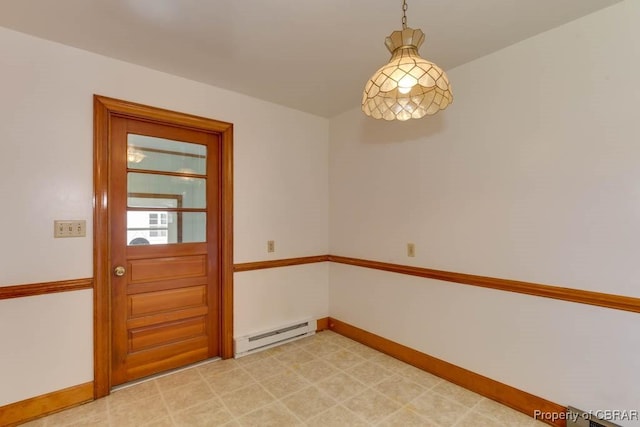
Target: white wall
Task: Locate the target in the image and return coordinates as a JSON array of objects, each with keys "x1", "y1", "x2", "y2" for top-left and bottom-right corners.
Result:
[
  {"x1": 0, "y1": 291, "x2": 93, "y2": 405},
  {"x1": 0, "y1": 26, "x2": 329, "y2": 405},
  {"x1": 329, "y1": 1, "x2": 639, "y2": 424},
  {"x1": 234, "y1": 263, "x2": 329, "y2": 337}
]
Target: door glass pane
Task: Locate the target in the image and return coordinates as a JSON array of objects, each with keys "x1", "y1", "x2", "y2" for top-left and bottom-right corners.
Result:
[
  {"x1": 180, "y1": 213, "x2": 207, "y2": 243},
  {"x1": 128, "y1": 134, "x2": 206, "y2": 175},
  {"x1": 126, "y1": 135, "x2": 207, "y2": 246},
  {"x1": 127, "y1": 212, "x2": 206, "y2": 245},
  {"x1": 128, "y1": 173, "x2": 206, "y2": 209}
]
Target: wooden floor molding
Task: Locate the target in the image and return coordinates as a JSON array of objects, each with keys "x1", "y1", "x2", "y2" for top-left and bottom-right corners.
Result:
[
  {"x1": 328, "y1": 317, "x2": 567, "y2": 427},
  {"x1": 316, "y1": 316, "x2": 330, "y2": 331},
  {"x1": 0, "y1": 278, "x2": 93, "y2": 300},
  {"x1": 234, "y1": 255, "x2": 329, "y2": 272},
  {"x1": 329, "y1": 255, "x2": 640, "y2": 314},
  {"x1": 0, "y1": 382, "x2": 93, "y2": 426}
]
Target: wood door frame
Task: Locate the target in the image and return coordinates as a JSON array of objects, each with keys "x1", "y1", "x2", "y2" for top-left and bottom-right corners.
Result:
[{"x1": 93, "y1": 95, "x2": 234, "y2": 398}]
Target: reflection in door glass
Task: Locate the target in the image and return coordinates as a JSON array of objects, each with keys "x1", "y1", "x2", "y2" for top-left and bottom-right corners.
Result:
[
  {"x1": 127, "y1": 134, "x2": 206, "y2": 174},
  {"x1": 126, "y1": 211, "x2": 206, "y2": 245},
  {"x1": 128, "y1": 173, "x2": 205, "y2": 209},
  {"x1": 127, "y1": 211, "x2": 171, "y2": 245}
]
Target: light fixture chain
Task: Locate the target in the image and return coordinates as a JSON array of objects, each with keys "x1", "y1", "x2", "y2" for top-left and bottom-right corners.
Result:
[{"x1": 402, "y1": 0, "x2": 408, "y2": 29}]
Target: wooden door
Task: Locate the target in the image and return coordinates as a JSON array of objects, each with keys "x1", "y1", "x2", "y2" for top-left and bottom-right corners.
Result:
[{"x1": 109, "y1": 116, "x2": 221, "y2": 385}]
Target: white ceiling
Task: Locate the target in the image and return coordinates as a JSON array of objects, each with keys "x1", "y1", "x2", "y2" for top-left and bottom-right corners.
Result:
[{"x1": 0, "y1": 0, "x2": 621, "y2": 118}]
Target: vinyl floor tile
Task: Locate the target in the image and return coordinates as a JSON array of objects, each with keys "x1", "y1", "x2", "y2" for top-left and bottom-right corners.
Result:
[{"x1": 23, "y1": 331, "x2": 545, "y2": 427}]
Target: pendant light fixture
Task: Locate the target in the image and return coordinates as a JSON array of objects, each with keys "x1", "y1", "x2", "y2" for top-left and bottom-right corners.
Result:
[{"x1": 362, "y1": 0, "x2": 453, "y2": 121}]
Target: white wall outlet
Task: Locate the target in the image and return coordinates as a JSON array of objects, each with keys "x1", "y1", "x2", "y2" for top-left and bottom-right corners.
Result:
[
  {"x1": 407, "y1": 243, "x2": 416, "y2": 257},
  {"x1": 54, "y1": 220, "x2": 86, "y2": 238},
  {"x1": 267, "y1": 240, "x2": 275, "y2": 253}
]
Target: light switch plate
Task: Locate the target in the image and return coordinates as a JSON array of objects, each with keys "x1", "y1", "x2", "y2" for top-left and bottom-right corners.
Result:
[{"x1": 54, "y1": 220, "x2": 86, "y2": 238}]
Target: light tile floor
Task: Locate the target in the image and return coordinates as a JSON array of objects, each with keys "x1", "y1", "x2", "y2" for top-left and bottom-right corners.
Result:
[{"x1": 23, "y1": 331, "x2": 547, "y2": 426}]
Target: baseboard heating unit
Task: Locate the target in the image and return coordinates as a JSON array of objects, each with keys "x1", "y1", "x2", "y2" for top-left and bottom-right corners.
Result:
[
  {"x1": 234, "y1": 318, "x2": 317, "y2": 358},
  {"x1": 566, "y1": 406, "x2": 623, "y2": 427}
]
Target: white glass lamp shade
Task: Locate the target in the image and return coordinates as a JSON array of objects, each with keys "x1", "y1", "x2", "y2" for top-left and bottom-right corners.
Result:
[{"x1": 362, "y1": 28, "x2": 453, "y2": 121}]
